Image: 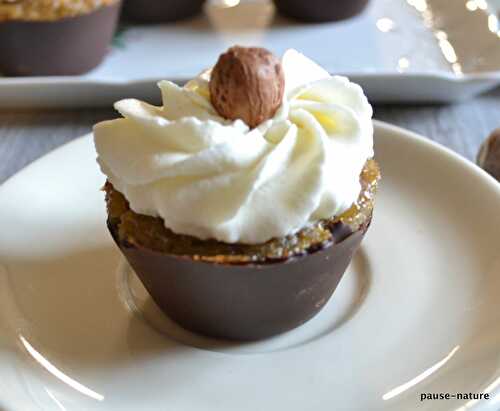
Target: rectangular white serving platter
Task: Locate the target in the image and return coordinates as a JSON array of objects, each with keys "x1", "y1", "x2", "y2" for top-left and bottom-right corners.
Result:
[{"x1": 1, "y1": 0, "x2": 500, "y2": 108}]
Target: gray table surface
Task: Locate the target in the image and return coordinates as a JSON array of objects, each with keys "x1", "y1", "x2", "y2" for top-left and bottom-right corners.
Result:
[{"x1": 1, "y1": 87, "x2": 499, "y2": 185}]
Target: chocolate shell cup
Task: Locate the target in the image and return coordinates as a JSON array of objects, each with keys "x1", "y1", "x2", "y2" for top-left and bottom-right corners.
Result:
[
  {"x1": 108, "y1": 216, "x2": 371, "y2": 341},
  {"x1": 0, "y1": 2, "x2": 121, "y2": 77},
  {"x1": 273, "y1": 0, "x2": 370, "y2": 23},
  {"x1": 122, "y1": 0, "x2": 204, "y2": 23}
]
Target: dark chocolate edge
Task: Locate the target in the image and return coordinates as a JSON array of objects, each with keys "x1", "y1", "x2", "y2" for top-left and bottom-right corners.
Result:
[{"x1": 106, "y1": 212, "x2": 372, "y2": 267}]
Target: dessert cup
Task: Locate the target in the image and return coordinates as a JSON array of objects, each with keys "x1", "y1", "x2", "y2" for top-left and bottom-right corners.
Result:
[
  {"x1": 0, "y1": 2, "x2": 121, "y2": 76},
  {"x1": 109, "y1": 218, "x2": 369, "y2": 341},
  {"x1": 273, "y1": 0, "x2": 370, "y2": 23},
  {"x1": 105, "y1": 161, "x2": 379, "y2": 341},
  {"x1": 95, "y1": 46, "x2": 379, "y2": 341},
  {"x1": 122, "y1": 0, "x2": 204, "y2": 23}
]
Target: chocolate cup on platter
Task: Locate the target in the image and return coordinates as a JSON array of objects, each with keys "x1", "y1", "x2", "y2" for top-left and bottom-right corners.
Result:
[
  {"x1": 0, "y1": 2, "x2": 121, "y2": 77},
  {"x1": 122, "y1": 0, "x2": 204, "y2": 23},
  {"x1": 273, "y1": 0, "x2": 370, "y2": 23},
  {"x1": 107, "y1": 215, "x2": 371, "y2": 341}
]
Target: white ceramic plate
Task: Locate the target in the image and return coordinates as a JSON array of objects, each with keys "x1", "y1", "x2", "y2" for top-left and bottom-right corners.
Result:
[
  {"x1": 2, "y1": 0, "x2": 500, "y2": 108},
  {"x1": 0, "y1": 121, "x2": 500, "y2": 411}
]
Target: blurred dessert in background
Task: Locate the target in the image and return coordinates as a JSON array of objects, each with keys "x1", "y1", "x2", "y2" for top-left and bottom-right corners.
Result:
[
  {"x1": 478, "y1": 129, "x2": 500, "y2": 182},
  {"x1": 122, "y1": 0, "x2": 204, "y2": 23},
  {"x1": 0, "y1": 0, "x2": 121, "y2": 76},
  {"x1": 273, "y1": 0, "x2": 370, "y2": 22}
]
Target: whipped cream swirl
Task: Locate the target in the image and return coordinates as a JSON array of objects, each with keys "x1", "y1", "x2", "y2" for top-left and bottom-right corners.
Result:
[{"x1": 94, "y1": 50, "x2": 374, "y2": 244}]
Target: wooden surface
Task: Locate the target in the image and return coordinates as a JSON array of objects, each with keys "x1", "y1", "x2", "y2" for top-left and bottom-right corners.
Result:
[{"x1": 1, "y1": 87, "x2": 499, "y2": 185}]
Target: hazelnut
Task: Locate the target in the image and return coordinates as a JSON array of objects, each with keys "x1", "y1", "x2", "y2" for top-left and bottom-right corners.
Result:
[
  {"x1": 477, "y1": 128, "x2": 500, "y2": 182},
  {"x1": 209, "y1": 46, "x2": 285, "y2": 128}
]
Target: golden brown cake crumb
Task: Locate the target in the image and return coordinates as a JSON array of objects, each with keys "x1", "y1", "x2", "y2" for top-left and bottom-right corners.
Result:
[
  {"x1": 0, "y1": 0, "x2": 118, "y2": 22},
  {"x1": 105, "y1": 160, "x2": 380, "y2": 262}
]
